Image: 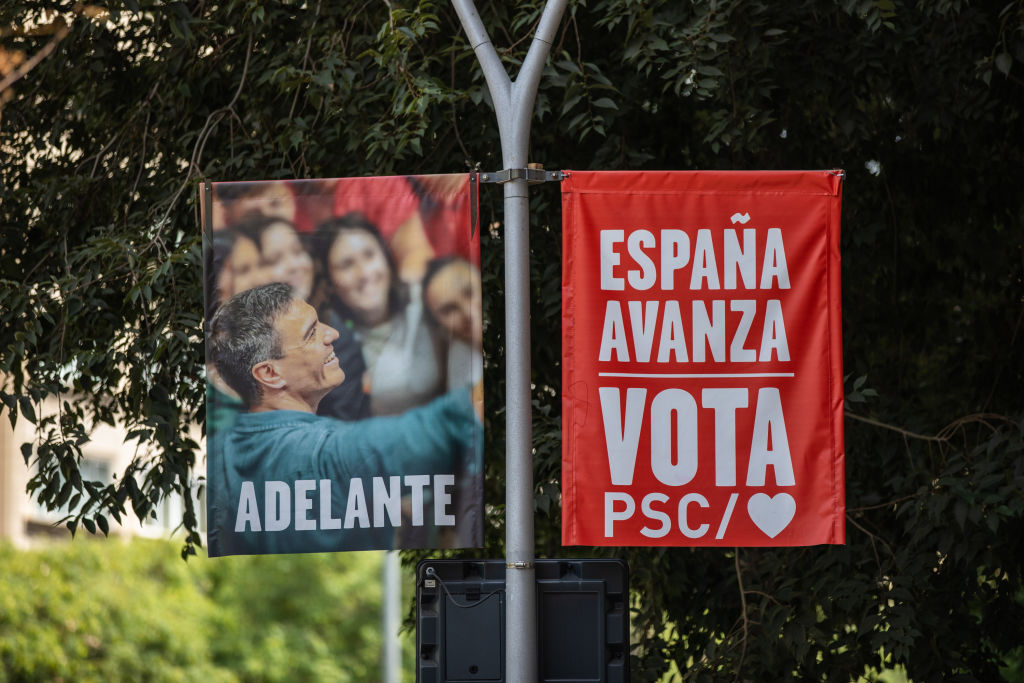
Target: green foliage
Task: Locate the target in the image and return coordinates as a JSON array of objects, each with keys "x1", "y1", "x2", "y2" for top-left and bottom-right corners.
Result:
[
  {"x1": 0, "y1": 539, "x2": 393, "y2": 681},
  {"x1": 2, "y1": 0, "x2": 1023, "y2": 680}
]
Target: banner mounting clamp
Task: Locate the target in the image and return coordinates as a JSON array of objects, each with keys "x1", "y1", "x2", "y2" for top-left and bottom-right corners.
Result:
[
  {"x1": 506, "y1": 560, "x2": 536, "y2": 569},
  {"x1": 480, "y1": 167, "x2": 566, "y2": 184}
]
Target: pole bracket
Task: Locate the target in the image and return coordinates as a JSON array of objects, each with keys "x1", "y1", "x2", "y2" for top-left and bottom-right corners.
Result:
[
  {"x1": 480, "y1": 168, "x2": 565, "y2": 184},
  {"x1": 506, "y1": 560, "x2": 535, "y2": 569}
]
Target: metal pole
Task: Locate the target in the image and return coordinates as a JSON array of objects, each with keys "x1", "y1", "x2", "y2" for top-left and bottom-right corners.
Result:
[
  {"x1": 382, "y1": 550, "x2": 401, "y2": 683},
  {"x1": 450, "y1": 1, "x2": 568, "y2": 680}
]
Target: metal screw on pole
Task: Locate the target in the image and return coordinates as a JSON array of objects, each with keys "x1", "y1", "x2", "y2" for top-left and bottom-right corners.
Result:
[{"x1": 450, "y1": 1, "x2": 569, "y2": 680}]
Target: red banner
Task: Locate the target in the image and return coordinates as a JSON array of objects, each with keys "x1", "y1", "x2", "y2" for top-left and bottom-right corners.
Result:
[{"x1": 562, "y1": 171, "x2": 844, "y2": 547}]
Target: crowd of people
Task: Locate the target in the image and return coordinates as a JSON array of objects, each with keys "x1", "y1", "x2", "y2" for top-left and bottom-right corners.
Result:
[{"x1": 204, "y1": 176, "x2": 484, "y2": 427}]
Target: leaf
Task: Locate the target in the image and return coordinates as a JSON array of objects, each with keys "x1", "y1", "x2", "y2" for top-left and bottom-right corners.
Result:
[
  {"x1": 623, "y1": 39, "x2": 644, "y2": 61},
  {"x1": 55, "y1": 480, "x2": 74, "y2": 508},
  {"x1": 954, "y1": 501, "x2": 967, "y2": 529},
  {"x1": 556, "y1": 59, "x2": 582, "y2": 75},
  {"x1": 994, "y1": 53, "x2": 1012, "y2": 76},
  {"x1": 18, "y1": 396, "x2": 36, "y2": 424},
  {"x1": 696, "y1": 65, "x2": 724, "y2": 77}
]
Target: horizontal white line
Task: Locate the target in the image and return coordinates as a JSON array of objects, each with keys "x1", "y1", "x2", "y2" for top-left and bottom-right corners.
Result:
[{"x1": 598, "y1": 372, "x2": 795, "y2": 378}]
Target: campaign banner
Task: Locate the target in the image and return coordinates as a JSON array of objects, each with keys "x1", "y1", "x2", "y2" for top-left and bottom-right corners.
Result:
[
  {"x1": 201, "y1": 175, "x2": 484, "y2": 556},
  {"x1": 561, "y1": 170, "x2": 844, "y2": 547}
]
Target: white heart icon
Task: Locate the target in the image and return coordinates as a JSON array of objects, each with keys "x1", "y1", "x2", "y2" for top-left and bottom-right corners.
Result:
[{"x1": 747, "y1": 493, "x2": 796, "y2": 538}]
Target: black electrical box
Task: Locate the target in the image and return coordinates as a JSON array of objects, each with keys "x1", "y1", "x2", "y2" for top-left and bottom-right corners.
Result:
[{"x1": 416, "y1": 559, "x2": 629, "y2": 682}]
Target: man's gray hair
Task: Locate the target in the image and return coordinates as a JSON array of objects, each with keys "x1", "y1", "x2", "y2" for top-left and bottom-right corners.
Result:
[{"x1": 209, "y1": 283, "x2": 294, "y2": 406}]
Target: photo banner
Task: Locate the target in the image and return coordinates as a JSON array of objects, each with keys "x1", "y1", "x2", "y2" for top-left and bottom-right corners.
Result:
[
  {"x1": 561, "y1": 170, "x2": 844, "y2": 547},
  {"x1": 201, "y1": 175, "x2": 483, "y2": 556}
]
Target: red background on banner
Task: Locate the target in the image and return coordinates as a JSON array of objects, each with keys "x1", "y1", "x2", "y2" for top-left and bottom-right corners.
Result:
[{"x1": 562, "y1": 171, "x2": 845, "y2": 546}]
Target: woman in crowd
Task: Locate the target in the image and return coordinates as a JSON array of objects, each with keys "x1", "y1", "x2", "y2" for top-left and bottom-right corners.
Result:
[
  {"x1": 421, "y1": 255, "x2": 485, "y2": 548},
  {"x1": 313, "y1": 212, "x2": 445, "y2": 418},
  {"x1": 204, "y1": 226, "x2": 270, "y2": 431},
  {"x1": 236, "y1": 216, "x2": 315, "y2": 303},
  {"x1": 422, "y1": 255, "x2": 484, "y2": 389},
  {"x1": 205, "y1": 227, "x2": 264, "y2": 321}
]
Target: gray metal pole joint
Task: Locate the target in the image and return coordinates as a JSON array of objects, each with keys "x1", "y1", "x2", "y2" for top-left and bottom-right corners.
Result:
[{"x1": 480, "y1": 168, "x2": 566, "y2": 184}]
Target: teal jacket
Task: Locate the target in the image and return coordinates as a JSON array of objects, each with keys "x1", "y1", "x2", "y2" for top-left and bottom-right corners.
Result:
[{"x1": 207, "y1": 387, "x2": 481, "y2": 556}]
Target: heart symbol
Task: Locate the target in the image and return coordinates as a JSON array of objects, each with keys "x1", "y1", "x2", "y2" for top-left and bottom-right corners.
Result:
[
  {"x1": 746, "y1": 493, "x2": 795, "y2": 538},
  {"x1": 730, "y1": 212, "x2": 751, "y2": 224}
]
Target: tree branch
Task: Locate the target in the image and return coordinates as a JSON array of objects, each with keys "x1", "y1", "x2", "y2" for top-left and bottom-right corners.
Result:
[
  {"x1": 0, "y1": 23, "x2": 69, "y2": 95},
  {"x1": 734, "y1": 549, "x2": 748, "y2": 681},
  {"x1": 847, "y1": 514, "x2": 897, "y2": 569},
  {"x1": 744, "y1": 589, "x2": 782, "y2": 606},
  {"x1": 157, "y1": 34, "x2": 254, "y2": 226},
  {"x1": 288, "y1": 0, "x2": 322, "y2": 123},
  {"x1": 848, "y1": 492, "x2": 923, "y2": 513},
  {"x1": 845, "y1": 411, "x2": 947, "y2": 442}
]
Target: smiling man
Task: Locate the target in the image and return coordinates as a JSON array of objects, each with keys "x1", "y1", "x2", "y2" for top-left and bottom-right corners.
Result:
[{"x1": 206, "y1": 283, "x2": 483, "y2": 556}]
